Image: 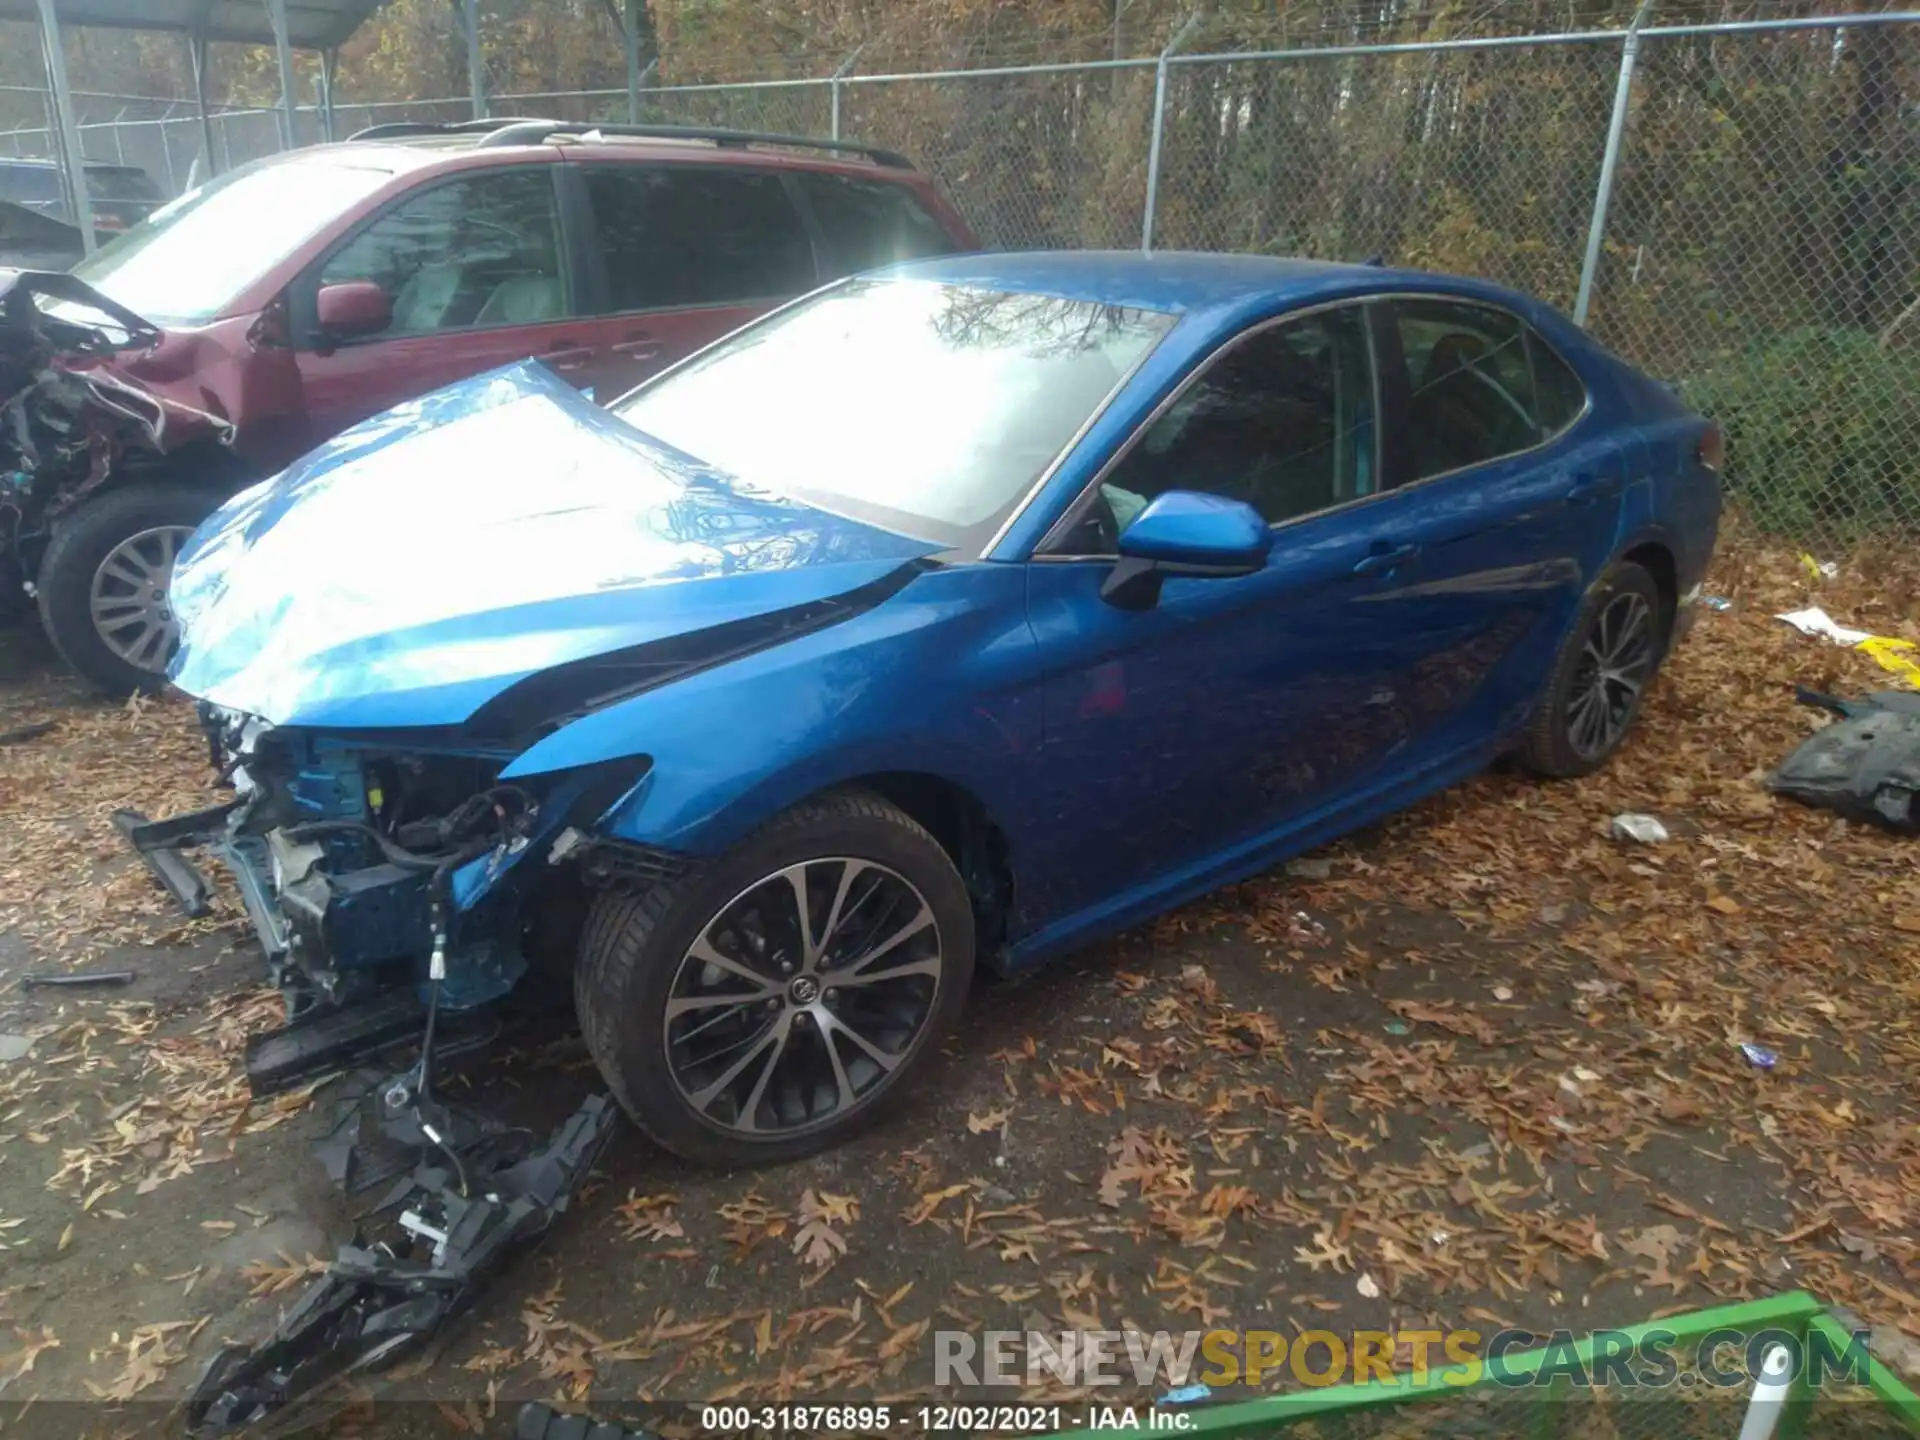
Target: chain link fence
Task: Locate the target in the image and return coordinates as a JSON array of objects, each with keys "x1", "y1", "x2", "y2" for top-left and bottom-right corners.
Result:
[{"x1": 0, "y1": 13, "x2": 1914, "y2": 547}]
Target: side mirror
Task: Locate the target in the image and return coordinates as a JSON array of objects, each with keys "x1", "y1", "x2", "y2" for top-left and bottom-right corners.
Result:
[
  {"x1": 315, "y1": 280, "x2": 392, "y2": 340},
  {"x1": 1103, "y1": 490, "x2": 1270, "y2": 608}
]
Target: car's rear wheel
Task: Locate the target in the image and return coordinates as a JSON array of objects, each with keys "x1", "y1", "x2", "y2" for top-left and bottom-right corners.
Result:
[
  {"x1": 574, "y1": 791, "x2": 974, "y2": 1166},
  {"x1": 1522, "y1": 560, "x2": 1667, "y2": 779},
  {"x1": 35, "y1": 482, "x2": 226, "y2": 694}
]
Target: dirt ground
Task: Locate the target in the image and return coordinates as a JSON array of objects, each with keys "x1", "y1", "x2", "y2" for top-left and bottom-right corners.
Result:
[{"x1": 1, "y1": 540, "x2": 1918, "y2": 1438}]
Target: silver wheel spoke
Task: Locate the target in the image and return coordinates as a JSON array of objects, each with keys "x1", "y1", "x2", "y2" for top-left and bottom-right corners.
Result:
[
  {"x1": 666, "y1": 989, "x2": 773, "y2": 1020},
  {"x1": 688, "y1": 1015, "x2": 788, "y2": 1112},
  {"x1": 834, "y1": 954, "x2": 942, "y2": 988},
  {"x1": 841, "y1": 901, "x2": 934, "y2": 977},
  {"x1": 91, "y1": 596, "x2": 152, "y2": 623},
  {"x1": 733, "y1": 1020, "x2": 791, "y2": 1133},
  {"x1": 813, "y1": 859, "x2": 871, "y2": 968},
  {"x1": 820, "y1": 1015, "x2": 859, "y2": 1114},
  {"x1": 101, "y1": 553, "x2": 151, "y2": 588},
  {"x1": 686, "y1": 934, "x2": 778, "y2": 992},
  {"x1": 818, "y1": 1006, "x2": 901, "y2": 1074},
  {"x1": 779, "y1": 863, "x2": 814, "y2": 966}
]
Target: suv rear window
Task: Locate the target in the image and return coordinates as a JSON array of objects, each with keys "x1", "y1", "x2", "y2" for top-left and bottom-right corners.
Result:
[
  {"x1": 794, "y1": 171, "x2": 956, "y2": 279},
  {"x1": 584, "y1": 165, "x2": 816, "y2": 313},
  {"x1": 0, "y1": 164, "x2": 62, "y2": 205}
]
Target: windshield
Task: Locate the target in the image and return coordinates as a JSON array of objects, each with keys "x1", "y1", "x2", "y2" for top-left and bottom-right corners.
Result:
[
  {"x1": 615, "y1": 278, "x2": 1176, "y2": 549},
  {"x1": 69, "y1": 156, "x2": 399, "y2": 326}
]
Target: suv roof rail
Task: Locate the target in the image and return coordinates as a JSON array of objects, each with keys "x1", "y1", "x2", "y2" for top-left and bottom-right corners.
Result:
[
  {"x1": 481, "y1": 119, "x2": 915, "y2": 169},
  {"x1": 344, "y1": 116, "x2": 915, "y2": 169},
  {"x1": 345, "y1": 117, "x2": 551, "y2": 142}
]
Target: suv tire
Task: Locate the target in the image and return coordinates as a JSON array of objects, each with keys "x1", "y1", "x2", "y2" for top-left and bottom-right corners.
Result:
[{"x1": 37, "y1": 482, "x2": 227, "y2": 695}]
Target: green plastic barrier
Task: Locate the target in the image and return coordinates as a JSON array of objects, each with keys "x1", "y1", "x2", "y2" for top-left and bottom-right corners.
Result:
[{"x1": 1044, "y1": 1291, "x2": 1920, "y2": 1439}]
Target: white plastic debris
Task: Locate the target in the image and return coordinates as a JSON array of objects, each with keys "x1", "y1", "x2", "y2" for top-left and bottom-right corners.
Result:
[
  {"x1": 1775, "y1": 606, "x2": 1872, "y2": 646},
  {"x1": 1737, "y1": 1343, "x2": 1795, "y2": 1440},
  {"x1": 1492, "y1": 984, "x2": 1514, "y2": 1001},
  {"x1": 1356, "y1": 1273, "x2": 1380, "y2": 1298},
  {"x1": 1610, "y1": 813, "x2": 1670, "y2": 844}
]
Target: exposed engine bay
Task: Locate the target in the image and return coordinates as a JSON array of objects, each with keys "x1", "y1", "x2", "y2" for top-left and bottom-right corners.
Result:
[
  {"x1": 120, "y1": 706, "x2": 649, "y2": 1433},
  {"x1": 0, "y1": 269, "x2": 231, "y2": 621},
  {"x1": 120, "y1": 703, "x2": 657, "y2": 1088}
]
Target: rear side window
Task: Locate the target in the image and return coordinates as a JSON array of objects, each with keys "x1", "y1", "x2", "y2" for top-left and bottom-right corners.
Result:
[
  {"x1": 584, "y1": 165, "x2": 815, "y2": 312},
  {"x1": 87, "y1": 167, "x2": 163, "y2": 202},
  {"x1": 1391, "y1": 298, "x2": 1587, "y2": 480},
  {"x1": 794, "y1": 171, "x2": 956, "y2": 279}
]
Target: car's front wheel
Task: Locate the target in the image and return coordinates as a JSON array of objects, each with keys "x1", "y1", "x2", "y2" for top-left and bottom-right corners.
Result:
[
  {"x1": 35, "y1": 481, "x2": 226, "y2": 694},
  {"x1": 1522, "y1": 559, "x2": 1667, "y2": 778},
  {"x1": 574, "y1": 791, "x2": 975, "y2": 1166}
]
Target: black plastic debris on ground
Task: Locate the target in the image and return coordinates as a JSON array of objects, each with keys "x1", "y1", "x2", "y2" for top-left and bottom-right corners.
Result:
[
  {"x1": 1770, "y1": 688, "x2": 1920, "y2": 834},
  {"x1": 185, "y1": 1093, "x2": 618, "y2": 1435}
]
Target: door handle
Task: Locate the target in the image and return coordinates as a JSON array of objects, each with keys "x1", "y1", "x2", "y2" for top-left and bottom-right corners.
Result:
[
  {"x1": 542, "y1": 341, "x2": 594, "y2": 372},
  {"x1": 612, "y1": 333, "x2": 662, "y2": 360},
  {"x1": 1352, "y1": 541, "x2": 1420, "y2": 576}
]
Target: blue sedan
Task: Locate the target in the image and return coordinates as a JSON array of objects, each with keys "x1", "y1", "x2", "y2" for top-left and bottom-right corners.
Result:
[{"x1": 152, "y1": 251, "x2": 1721, "y2": 1165}]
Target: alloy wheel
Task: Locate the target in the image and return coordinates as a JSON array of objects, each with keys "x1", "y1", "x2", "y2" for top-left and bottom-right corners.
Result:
[
  {"x1": 1566, "y1": 590, "x2": 1654, "y2": 760},
  {"x1": 662, "y1": 857, "x2": 944, "y2": 1138},
  {"x1": 88, "y1": 524, "x2": 194, "y2": 674}
]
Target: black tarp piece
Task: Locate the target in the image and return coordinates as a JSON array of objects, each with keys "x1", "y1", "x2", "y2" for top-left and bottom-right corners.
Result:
[{"x1": 1769, "y1": 688, "x2": 1920, "y2": 834}]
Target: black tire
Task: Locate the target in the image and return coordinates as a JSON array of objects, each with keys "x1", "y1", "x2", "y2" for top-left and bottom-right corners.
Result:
[
  {"x1": 36, "y1": 481, "x2": 227, "y2": 695},
  {"x1": 1522, "y1": 560, "x2": 1667, "y2": 779},
  {"x1": 574, "y1": 790, "x2": 975, "y2": 1167}
]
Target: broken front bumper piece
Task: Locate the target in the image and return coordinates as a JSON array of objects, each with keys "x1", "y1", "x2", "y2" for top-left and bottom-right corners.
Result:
[
  {"x1": 1769, "y1": 688, "x2": 1920, "y2": 834},
  {"x1": 185, "y1": 1093, "x2": 618, "y2": 1435}
]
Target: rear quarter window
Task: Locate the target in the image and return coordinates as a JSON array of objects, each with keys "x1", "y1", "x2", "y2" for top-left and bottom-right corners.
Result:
[{"x1": 794, "y1": 171, "x2": 958, "y2": 280}]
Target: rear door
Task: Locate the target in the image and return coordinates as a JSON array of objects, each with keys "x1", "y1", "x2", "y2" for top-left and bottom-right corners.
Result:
[
  {"x1": 288, "y1": 164, "x2": 595, "y2": 450},
  {"x1": 1362, "y1": 294, "x2": 1629, "y2": 764},
  {"x1": 575, "y1": 162, "x2": 818, "y2": 400}
]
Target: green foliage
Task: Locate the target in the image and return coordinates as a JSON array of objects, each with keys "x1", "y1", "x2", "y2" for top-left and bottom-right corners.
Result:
[{"x1": 1683, "y1": 327, "x2": 1920, "y2": 540}]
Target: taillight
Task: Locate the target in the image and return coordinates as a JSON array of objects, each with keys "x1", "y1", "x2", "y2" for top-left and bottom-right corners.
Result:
[{"x1": 1697, "y1": 422, "x2": 1724, "y2": 472}]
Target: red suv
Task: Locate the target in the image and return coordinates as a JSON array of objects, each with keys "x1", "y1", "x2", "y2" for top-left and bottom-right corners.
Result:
[{"x1": 7, "y1": 120, "x2": 975, "y2": 692}]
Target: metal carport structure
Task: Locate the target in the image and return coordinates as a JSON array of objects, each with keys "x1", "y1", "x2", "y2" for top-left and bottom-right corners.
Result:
[{"x1": 0, "y1": 0, "x2": 577, "y2": 254}]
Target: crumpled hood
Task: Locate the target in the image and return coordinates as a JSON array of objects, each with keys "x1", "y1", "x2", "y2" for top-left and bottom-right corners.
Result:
[{"x1": 168, "y1": 361, "x2": 938, "y2": 730}]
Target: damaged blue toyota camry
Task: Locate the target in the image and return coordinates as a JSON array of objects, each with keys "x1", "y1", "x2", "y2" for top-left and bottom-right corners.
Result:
[{"x1": 134, "y1": 251, "x2": 1721, "y2": 1167}]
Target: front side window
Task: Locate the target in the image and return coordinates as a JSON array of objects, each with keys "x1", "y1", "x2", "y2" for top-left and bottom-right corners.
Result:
[
  {"x1": 616, "y1": 278, "x2": 1175, "y2": 548},
  {"x1": 584, "y1": 165, "x2": 815, "y2": 313},
  {"x1": 318, "y1": 169, "x2": 566, "y2": 338},
  {"x1": 1392, "y1": 298, "x2": 1585, "y2": 480},
  {"x1": 795, "y1": 171, "x2": 957, "y2": 279},
  {"x1": 1077, "y1": 305, "x2": 1377, "y2": 545}
]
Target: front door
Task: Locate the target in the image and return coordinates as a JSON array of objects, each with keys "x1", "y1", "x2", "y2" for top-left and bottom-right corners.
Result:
[
  {"x1": 1020, "y1": 302, "x2": 1453, "y2": 934},
  {"x1": 290, "y1": 165, "x2": 598, "y2": 449},
  {"x1": 572, "y1": 162, "x2": 820, "y2": 402}
]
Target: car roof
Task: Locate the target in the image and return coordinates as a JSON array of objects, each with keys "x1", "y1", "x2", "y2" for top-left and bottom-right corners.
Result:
[{"x1": 882, "y1": 249, "x2": 1522, "y2": 323}]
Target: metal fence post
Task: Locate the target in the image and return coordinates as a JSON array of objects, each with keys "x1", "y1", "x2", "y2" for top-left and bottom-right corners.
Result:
[
  {"x1": 263, "y1": 0, "x2": 299, "y2": 149},
  {"x1": 829, "y1": 46, "x2": 864, "y2": 140},
  {"x1": 623, "y1": 0, "x2": 645, "y2": 123},
  {"x1": 461, "y1": 0, "x2": 487, "y2": 120},
  {"x1": 34, "y1": 0, "x2": 96, "y2": 251},
  {"x1": 1142, "y1": 13, "x2": 1202, "y2": 252},
  {"x1": 1574, "y1": 1, "x2": 1652, "y2": 327}
]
